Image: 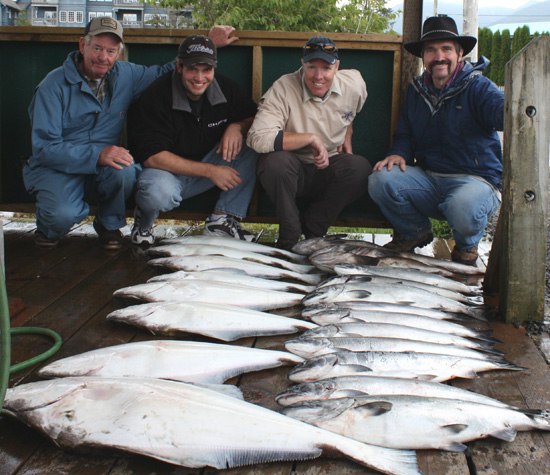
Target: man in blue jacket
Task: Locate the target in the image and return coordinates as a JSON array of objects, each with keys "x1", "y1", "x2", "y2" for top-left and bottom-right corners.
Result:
[
  {"x1": 23, "y1": 17, "x2": 237, "y2": 249},
  {"x1": 368, "y1": 15, "x2": 504, "y2": 266}
]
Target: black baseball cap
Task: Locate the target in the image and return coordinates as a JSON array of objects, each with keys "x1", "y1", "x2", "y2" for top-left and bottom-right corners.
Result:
[
  {"x1": 302, "y1": 36, "x2": 339, "y2": 65},
  {"x1": 177, "y1": 35, "x2": 217, "y2": 67}
]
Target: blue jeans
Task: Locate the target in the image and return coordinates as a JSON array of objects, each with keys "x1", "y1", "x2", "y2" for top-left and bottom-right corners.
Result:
[
  {"x1": 23, "y1": 163, "x2": 139, "y2": 239},
  {"x1": 368, "y1": 166, "x2": 501, "y2": 250},
  {"x1": 135, "y1": 144, "x2": 258, "y2": 229}
]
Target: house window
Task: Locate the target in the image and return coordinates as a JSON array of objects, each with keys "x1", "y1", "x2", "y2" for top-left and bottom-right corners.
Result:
[
  {"x1": 60, "y1": 10, "x2": 84, "y2": 23},
  {"x1": 144, "y1": 13, "x2": 168, "y2": 24},
  {"x1": 122, "y1": 13, "x2": 138, "y2": 24},
  {"x1": 88, "y1": 11, "x2": 112, "y2": 21}
]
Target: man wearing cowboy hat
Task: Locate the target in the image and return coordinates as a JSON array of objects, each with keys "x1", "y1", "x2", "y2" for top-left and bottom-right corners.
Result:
[{"x1": 368, "y1": 15, "x2": 504, "y2": 266}]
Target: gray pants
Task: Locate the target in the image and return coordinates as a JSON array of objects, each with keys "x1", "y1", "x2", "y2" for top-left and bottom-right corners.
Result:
[{"x1": 257, "y1": 151, "x2": 372, "y2": 242}]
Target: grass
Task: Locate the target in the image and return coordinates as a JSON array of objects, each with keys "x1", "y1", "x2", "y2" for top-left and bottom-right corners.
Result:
[{"x1": 6, "y1": 212, "x2": 453, "y2": 241}]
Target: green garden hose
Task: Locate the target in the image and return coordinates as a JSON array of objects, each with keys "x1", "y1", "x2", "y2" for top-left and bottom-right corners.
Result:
[{"x1": 0, "y1": 266, "x2": 62, "y2": 409}]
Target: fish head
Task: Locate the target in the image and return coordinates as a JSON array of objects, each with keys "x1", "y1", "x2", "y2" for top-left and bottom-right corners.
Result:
[
  {"x1": 285, "y1": 337, "x2": 332, "y2": 359},
  {"x1": 287, "y1": 353, "x2": 342, "y2": 382},
  {"x1": 282, "y1": 398, "x2": 354, "y2": 423},
  {"x1": 302, "y1": 287, "x2": 343, "y2": 306},
  {"x1": 291, "y1": 235, "x2": 348, "y2": 255},
  {"x1": 301, "y1": 324, "x2": 340, "y2": 338},
  {"x1": 301, "y1": 304, "x2": 335, "y2": 319},
  {"x1": 275, "y1": 380, "x2": 340, "y2": 406},
  {"x1": 3, "y1": 378, "x2": 86, "y2": 412}
]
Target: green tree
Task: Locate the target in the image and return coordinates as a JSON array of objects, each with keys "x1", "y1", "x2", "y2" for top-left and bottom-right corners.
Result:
[
  {"x1": 490, "y1": 30, "x2": 502, "y2": 85},
  {"x1": 478, "y1": 27, "x2": 493, "y2": 78},
  {"x1": 498, "y1": 29, "x2": 511, "y2": 85},
  {"x1": 511, "y1": 26, "x2": 523, "y2": 56},
  {"x1": 151, "y1": 0, "x2": 398, "y2": 33}
]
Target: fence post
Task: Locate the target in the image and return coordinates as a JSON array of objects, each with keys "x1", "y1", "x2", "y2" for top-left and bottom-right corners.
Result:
[{"x1": 499, "y1": 36, "x2": 550, "y2": 323}]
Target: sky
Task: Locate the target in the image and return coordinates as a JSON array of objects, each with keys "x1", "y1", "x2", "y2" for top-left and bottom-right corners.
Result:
[{"x1": 387, "y1": 0, "x2": 535, "y2": 9}]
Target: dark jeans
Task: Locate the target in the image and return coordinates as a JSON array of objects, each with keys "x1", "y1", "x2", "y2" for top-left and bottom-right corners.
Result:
[{"x1": 257, "y1": 151, "x2": 372, "y2": 242}]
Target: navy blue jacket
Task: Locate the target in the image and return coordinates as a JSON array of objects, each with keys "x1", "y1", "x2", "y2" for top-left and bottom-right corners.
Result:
[{"x1": 388, "y1": 57, "x2": 504, "y2": 187}]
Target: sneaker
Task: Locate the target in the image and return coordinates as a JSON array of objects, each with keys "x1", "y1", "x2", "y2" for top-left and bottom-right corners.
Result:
[
  {"x1": 93, "y1": 218, "x2": 123, "y2": 250},
  {"x1": 203, "y1": 215, "x2": 255, "y2": 242},
  {"x1": 34, "y1": 229, "x2": 59, "y2": 248},
  {"x1": 130, "y1": 208, "x2": 155, "y2": 246},
  {"x1": 383, "y1": 231, "x2": 434, "y2": 253},
  {"x1": 451, "y1": 246, "x2": 479, "y2": 266}
]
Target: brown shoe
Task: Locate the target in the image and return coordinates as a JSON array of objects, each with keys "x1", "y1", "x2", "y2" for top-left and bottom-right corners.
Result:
[
  {"x1": 451, "y1": 246, "x2": 478, "y2": 266},
  {"x1": 34, "y1": 229, "x2": 59, "y2": 248},
  {"x1": 384, "y1": 231, "x2": 434, "y2": 253},
  {"x1": 93, "y1": 218, "x2": 123, "y2": 250}
]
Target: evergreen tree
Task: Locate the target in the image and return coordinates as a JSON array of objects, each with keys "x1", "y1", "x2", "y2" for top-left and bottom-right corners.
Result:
[
  {"x1": 511, "y1": 26, "x2": 523, "y2": 56},
  {"x1": 478, "y1": 27, "x2": 493, "y2": 78},
  {"x1": 490, "y1": 30, "x2": 502, "y2": 85},
  {"x1": 499, "y1": 29, "x2": 511, "y2": 86}
]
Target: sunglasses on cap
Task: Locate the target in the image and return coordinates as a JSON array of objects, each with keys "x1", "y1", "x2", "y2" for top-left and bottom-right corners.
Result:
[{"x1": 303, "y1": 43, "x2": 338, "y2": 53}]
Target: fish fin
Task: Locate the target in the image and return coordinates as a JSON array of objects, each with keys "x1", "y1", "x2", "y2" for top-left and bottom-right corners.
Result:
[
  {"x1": 192, "y1": 384, "x2": 244, "y2": 400},
  {"x1": 440, "y1": 442, "x2": 468, "y2": 452},
  {"x1": 415, "y1": 374, "x2": 441, "y2": 382},
  {"x1": 489, "y1": 428, "x2": 517, "y2": 442},
  {"x1": 355, "y1": 401, "x2": 393, "y2": 416},
  {"x1": 342, "y1": 364, "x2": 373, "y2": 373},
  {"x1": 338, "y1": 389, "x2": 369, "y2": 397},
  {"x1": 347, "y1": 290, "x2": 372, "y2": 299},
  {"x1": 151, "y1": 447, "x2": 324, "y2": 470},
  {"x1": 441, "y1": 424, "x2": 468, "y2": 435}
]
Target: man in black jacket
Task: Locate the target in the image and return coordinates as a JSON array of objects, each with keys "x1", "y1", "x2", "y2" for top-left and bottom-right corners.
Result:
[{"x1": 128, "y1": 35, "x2": 258, "y2": 245}]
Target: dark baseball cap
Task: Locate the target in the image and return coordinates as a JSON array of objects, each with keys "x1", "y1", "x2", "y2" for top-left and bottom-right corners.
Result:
[
  {"x1": 177, "y1": 35, "x2": 217, "y2": 67},
  {"x1": 84, "y1": 17, "x2": 123, "y2": 42},
  {"x1": 302, "y1": 36, "x2": 339, "y2": 65}
]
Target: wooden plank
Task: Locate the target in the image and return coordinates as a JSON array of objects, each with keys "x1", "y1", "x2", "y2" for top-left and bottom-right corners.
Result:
[
  {"x1": 499, "y1": 36, "x2": 550, "y2": 322},
  {"x1": 451, "y1": 323, "x2": 550, "y2": 474}
]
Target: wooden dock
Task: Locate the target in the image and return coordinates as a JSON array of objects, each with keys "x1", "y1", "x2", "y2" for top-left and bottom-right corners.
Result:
[{"x1": 1, "y1": 218, "x2": 550, "y2": 475}]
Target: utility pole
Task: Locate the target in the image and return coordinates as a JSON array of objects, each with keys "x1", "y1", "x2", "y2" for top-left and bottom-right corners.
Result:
[
  {"x1": 463, "y1": 0, "x2": 479, "y2": 61},
  {"x1": 433, "y1": 0, "x2": 438, "y2": 16}
]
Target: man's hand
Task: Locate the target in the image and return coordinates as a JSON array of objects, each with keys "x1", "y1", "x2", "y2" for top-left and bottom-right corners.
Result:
[
  {"x1": 311, "y1": 135, "x2": 329, "y2": 169},
  {"x1": 208, "y1": 25, "x2": 239, "y2": 48},
  {"x1": 208, "y1": 165, "x2": 243, "y2": 191},
  {"x1": 337, "y1": 124, "x2": 353, "y2": 154},
  {"x1": 217, "y1": 123, "x2": 244, "y2": 162},
  {"x1": 98, "y1": 145, "x2": 134, "y2": 170},
  {"x1": 373, "y1": 154, "x2": 407, "y2": 172}
]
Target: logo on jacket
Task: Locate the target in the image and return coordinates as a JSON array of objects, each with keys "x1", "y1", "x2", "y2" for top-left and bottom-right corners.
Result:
[
  {"x1": 342, "y1": 111, "x2": 354, "y2": 121},
  {"x1": 208, "y1": 119, "x2": 228, "y2": 128}
]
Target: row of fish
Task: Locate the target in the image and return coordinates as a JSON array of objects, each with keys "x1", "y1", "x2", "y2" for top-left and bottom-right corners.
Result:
[
  {"x1": 271, "y1": 238, "x2": 550, "y2": 454},
  {"x1": 3, "y1": 234, "x2": 542, "y2": 474},
  {"x1": 4, "y1": 235, "x2": 430, "y2": 475}
]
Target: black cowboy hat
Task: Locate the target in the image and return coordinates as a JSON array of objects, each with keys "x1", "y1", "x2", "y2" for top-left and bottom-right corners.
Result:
[{"x1": 404, "y1": 15, "x2": 477, "y2": 57}]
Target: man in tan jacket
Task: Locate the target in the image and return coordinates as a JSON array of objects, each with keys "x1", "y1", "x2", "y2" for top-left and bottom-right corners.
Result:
[{"x1": 247, "y1": 36, "x2": 371, "y2": 250}]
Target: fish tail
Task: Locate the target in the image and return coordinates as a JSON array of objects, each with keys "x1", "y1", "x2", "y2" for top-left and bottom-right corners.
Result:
[
  {"x1": 330, "y1": 435, "x2": 420, "y2": 475},
  {"x1": 465, "y1": 307, "x2": 490, "y2": 321},
  {"x1": 528, "y1": 409, "x2": 550, "y2": 430}
]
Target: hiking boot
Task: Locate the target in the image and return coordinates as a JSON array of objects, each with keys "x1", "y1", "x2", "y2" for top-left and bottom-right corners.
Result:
[
  {"x1": 34, "y1": 229, "x2": 59, "y2": 248},
  {"x1": 383, "y1": 231, "x2": 434, "y2": 253},
  {"x1": 93, "y1": 218, "x2": 123, "y2": 250},
  {"x1": 130, "y1": 208, "x2": 155, "y2": 246},
  {"x1": 203, "y1": 215, "x2": 255, "y2": 242},
  {"x1": 451, "y1": 246, "x2": 479, "y2": 266}
]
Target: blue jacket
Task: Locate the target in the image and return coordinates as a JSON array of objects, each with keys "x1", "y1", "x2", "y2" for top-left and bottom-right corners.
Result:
[
  {"x1": 27, "y1": 51, "x2": 174, "y2": 175},
  {"x1": 388, "y1": 57, "x2": 504, "y2": 187}
]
